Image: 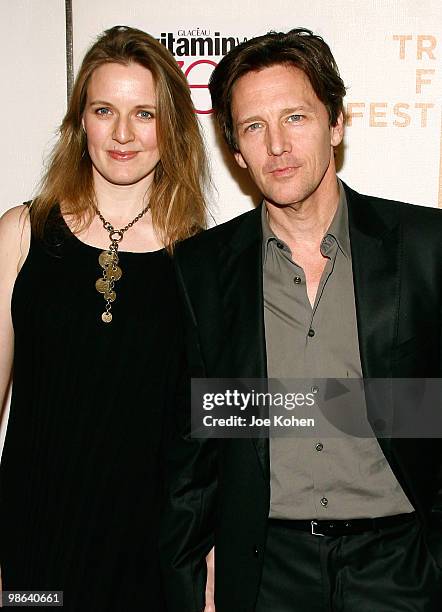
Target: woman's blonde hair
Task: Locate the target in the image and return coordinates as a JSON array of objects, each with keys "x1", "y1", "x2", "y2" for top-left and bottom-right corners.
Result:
[{"x1": 31, "y1": 25, "x2": 208, "y2": 251}]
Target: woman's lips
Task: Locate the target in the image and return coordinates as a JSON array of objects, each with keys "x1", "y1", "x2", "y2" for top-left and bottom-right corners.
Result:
[{"x1": 107, "y1": 150, "x2": 138, "y2": 161}]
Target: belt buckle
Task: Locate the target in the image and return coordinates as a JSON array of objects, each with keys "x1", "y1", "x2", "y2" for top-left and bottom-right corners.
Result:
[{"x1": 311, "y1": 520, "x2": 325, "y2": 537}]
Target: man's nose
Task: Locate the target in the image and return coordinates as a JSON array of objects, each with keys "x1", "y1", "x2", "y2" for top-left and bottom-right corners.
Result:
[
  {"x1": 266, "y1": 123, "x2": 291, "y2": 156},
  {"x1": 112, "y1": 116, "x2": 135, "y2": 144}
]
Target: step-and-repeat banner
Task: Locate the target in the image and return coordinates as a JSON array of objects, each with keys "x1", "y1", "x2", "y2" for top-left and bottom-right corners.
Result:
[{"x1": 2, "y1": 0, "x2": 441, "y2": 219}]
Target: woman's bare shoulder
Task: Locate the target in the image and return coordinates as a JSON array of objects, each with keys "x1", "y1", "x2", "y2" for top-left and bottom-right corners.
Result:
[
  {"x1": 0, "y1": 205, "x2": 31, "y2": 273},
  {"x1": 0, "y1": 204, "x2": 30, "y2": 231}
]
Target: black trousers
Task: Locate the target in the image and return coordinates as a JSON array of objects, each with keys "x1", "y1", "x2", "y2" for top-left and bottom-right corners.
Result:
[{"x1": 255, "y1": 517, "x2": 442, "y2": 611}]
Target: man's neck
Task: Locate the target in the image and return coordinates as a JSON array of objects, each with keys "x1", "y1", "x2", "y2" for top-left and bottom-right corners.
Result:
[{"x1": 265, "y1": 175, "x2": 340, "y2": 252}]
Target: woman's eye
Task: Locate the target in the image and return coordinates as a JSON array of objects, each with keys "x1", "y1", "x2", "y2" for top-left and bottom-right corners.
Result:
[
  {"x1": 95, "y1": 108, "x2": 111, "y2": 116},
  {"x1": 138, "y1": 110, "x2": 153, "y2": 119}
]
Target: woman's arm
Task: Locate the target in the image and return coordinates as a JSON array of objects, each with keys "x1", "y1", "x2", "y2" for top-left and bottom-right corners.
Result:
[
  {"x1": 0, "y1": 205, "x2": 30, "y2": 422},
  {"x1": 0, "y1": 205, "x2": 30, "y2": 595}
]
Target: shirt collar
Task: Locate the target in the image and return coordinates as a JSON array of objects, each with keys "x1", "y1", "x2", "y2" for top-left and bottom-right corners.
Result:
[
  {"x1": 261, "y1": 200, "x2": 276, "y2": 249},
  {"x1": 322, "y1": 179, "x2": 351, "y2": 259},
  {"x1": 261, "y1": 178, "x2": 351, "y2": 263}
]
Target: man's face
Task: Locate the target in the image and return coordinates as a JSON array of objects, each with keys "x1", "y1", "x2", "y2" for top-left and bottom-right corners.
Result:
[{"x1": 231, "y1": 64, "x2": 343, "y2": 208}]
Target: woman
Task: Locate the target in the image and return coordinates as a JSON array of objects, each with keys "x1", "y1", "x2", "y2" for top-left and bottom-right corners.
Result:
[{"x1": 0, "y1": 25, "x2": 207, "y2": 611}]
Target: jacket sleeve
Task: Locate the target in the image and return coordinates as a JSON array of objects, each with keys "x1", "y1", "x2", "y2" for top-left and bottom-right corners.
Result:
[
  {"x1": 160, "y1": 413, "x2": 217, "y2": 612},
  {"x1": 160, "y1": 256, "x2": 218, "y2": 612}
]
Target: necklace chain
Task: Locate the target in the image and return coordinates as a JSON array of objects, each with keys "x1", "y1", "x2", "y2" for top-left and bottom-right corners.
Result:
[
  {"x1": 95, "y1": 205, "x2": 149, "y2": 324},
  {"x1": 97, "y1": 206, "x2": 148, "y2": 235}
]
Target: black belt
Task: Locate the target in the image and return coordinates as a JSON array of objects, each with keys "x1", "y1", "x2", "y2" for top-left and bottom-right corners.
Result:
[{"x1": 269, "y1": 512, "x2": 416, "y2": 537}]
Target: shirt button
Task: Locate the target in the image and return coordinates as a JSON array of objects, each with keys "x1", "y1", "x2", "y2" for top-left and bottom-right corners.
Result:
[
  {"x1": 320, "y1": 497, "x2": 328, "y2": 507},
  {"x1": 315, "y1": 442, "x2": 323, "y2": 452},
  {"x1": 308, "y1": 328, "x2": 315, "y2": 337},
  {"x1": 276, "y1": 242, "x2": 284, "y2": 249},
  {"x1": 293, "y1": 276, "x2": 302, "y2": 284}
]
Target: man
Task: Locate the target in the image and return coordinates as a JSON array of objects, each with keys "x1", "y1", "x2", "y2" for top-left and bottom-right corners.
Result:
[{"x1": 161, "y1": 29, "x2": 442, "y2": 611}]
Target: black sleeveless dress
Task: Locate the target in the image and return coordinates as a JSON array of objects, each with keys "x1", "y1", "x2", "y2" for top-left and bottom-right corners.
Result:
[{"x1": 0, "y1": 213, "x2": 183, "y2": 611}]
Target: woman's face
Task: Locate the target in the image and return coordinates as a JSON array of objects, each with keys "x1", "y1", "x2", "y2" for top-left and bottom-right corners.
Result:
[{"x1": 82, "y1": 62, "x2": 160, "y2": 189}]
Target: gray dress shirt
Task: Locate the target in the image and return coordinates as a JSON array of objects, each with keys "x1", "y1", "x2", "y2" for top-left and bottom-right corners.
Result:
[{"x1": 263, "y1": 181, "x2": 414, "y2": 519}]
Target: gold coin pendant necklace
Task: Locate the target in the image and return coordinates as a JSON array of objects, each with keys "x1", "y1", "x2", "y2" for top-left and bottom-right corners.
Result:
[{"x1": 95, "y1": 205, "x2": 149, "y2": 323}]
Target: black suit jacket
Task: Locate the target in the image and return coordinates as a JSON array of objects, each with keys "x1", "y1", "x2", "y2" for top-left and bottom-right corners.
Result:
[{"x1": 161, "y1": 183, "x2": 442, "y2": 612}]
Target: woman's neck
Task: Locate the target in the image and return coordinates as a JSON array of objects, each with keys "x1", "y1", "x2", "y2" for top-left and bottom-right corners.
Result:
[{"x1": 92, "y1": 170, "x2": 152, "y2": 225}]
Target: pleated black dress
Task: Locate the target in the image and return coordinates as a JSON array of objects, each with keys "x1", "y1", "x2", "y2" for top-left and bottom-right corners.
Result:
[{"x1": 0, "y1": 212, "x2": 183, "y2": 611}]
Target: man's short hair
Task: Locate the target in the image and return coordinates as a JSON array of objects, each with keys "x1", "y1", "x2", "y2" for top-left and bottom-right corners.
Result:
[{"x1": 209, "y1": 28, "x2": 346, "y2": 151}]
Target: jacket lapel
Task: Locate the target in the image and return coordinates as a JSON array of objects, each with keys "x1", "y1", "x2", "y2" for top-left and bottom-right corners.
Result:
[
  {"x1": 345, "y1": 184, "x2": 401, "y2": 461},
  {"x1": 218, "y1": 205, "x2": 269, "y2": 478}
]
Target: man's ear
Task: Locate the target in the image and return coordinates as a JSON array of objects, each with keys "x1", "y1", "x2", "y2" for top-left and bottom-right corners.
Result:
[
  {"x1": 234, "y1": 149, "x2": 248, "y2": 169},
  {"x1": 330, "y1": 111, "x2": 344, "y2": 147}
]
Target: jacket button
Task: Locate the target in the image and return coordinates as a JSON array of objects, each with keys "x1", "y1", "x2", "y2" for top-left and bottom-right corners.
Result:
[{"x1": 253, "y1": 546, "x2": 259, "y2": 557}]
